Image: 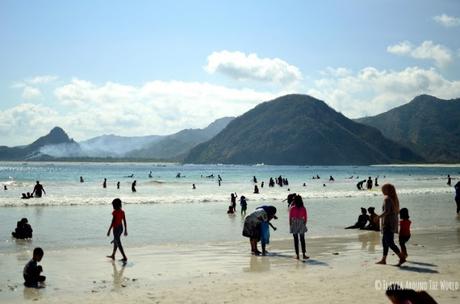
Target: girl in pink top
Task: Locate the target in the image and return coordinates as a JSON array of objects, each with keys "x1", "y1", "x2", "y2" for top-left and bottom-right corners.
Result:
[{"x1": 289, "y1": 195, "x2": 309, "y2": 259}]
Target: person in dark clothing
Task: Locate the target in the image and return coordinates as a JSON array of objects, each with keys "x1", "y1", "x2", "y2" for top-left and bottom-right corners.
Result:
[
  {"x1": 329, "y1": 176, "x2": 335, "y2": 181},
  {"x1": 454, "y1": 181, "x2": 460, "y2": 214},
  {"x1": 23, "y1": 247, "x2": 46, "y2": 288},
  {"x1": 261, "y1": 181, "x2": 264, "y2": 188},
  {"x1": 366, "y1": 177, "x2": 373, "y2": 190},
  {"x1": 363, "y1": 207, "x2": 380, "y2": 231},
  {"x1": 269, "y1": 178, "x2": 275, "y2": 187},
  {"x1": 240, "y1": 195, "x2": 247, "y2": 215},
  {"x1": 286, "y1": 193, "x2": 297, "y2": 207},
  {"x1": 345, "y1": 208, "x2": 369, "y2": 229},
  {"x1": 356, "y1": 180, "x2": 366, "y2": 190},
  {"x1": 103, "y1": 178, "x2": 107, "y2": 189},
  {"x1": 447, "y1": 174, "x2": 452, "y2": 186},
  {"x1": 230, "y1": 193, "x2": 237, "y2": 212},
  {"x1": 80, "y1": 176, "x2": 84, "y2": 183},
  {"x1": 117, "y1": 181, "x2": 120, "y2": 189},
  {"x1": 131, "y1": 180, "x2": 137, "y2": 192},
  {"x1": 32, "y1": 181, "x2": 45, "y2": 198},
  {"x1": 254, "y1": 185, "x2": 259, "y2": 194},
  {"x1": 12, "y1": 218, "x2": 33, "y2": 239},
  {"x1": 253, "y1": 176, "x2": 257, "y2": 183},
  {"x1": 375, "y1": 177, "x2": 379, "y2": 187}
]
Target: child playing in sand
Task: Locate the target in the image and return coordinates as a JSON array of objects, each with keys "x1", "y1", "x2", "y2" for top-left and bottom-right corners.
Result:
[
  {"x1": 23, "y1": 247, "x2": 46, "y2": 288},
  {"x1": 399, "y1": 208, "x2": 411, "y2": 259},
  {"x1": 107, "y1": 198, "x2": 128, "y2": 262}
]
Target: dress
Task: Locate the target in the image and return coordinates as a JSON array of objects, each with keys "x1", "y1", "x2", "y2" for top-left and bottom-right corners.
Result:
[
  {"x1": 242, "y1": 209, "x2": 267, "y2": 240},
  {"x1": 289, "y1": 206, "x2": 308, "y2": 234}
]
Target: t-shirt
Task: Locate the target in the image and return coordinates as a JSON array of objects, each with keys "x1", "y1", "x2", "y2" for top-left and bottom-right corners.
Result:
[
  {"x1": 112, "y1": 209, "x2": 125, "y2": 228},
  {"x1": 289, "y1": 206, "x2": 307, "y2": 222},
  {"x1": 400, "y1": 219, "x2": 411, "y2": 237},
  {"x1": 382, "y1": 197, "x2": 399, "y2": 233},
  {"x1": 23, "y1": 259, "x2": 39, "y2": 283}
]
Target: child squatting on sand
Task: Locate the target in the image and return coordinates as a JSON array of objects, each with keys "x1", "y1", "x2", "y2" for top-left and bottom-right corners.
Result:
[{"x1": 107, "y1": 198, "x2": 128, "y2": 262}]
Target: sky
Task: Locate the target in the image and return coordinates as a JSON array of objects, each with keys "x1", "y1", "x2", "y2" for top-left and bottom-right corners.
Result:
[{"x1": 1, "y1": 0, "x2": 460, "y2": 145}]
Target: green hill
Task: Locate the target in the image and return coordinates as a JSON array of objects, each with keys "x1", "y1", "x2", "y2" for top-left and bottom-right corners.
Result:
[
  {"x1": 185, "y1": 94, "x2": 422, "y2": 165},
  {"x1": 356, "y1": 95, "x2": 460, "y2": 163}
]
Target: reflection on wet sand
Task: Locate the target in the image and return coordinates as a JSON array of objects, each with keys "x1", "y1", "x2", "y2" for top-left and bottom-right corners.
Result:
[{"x1": 358, "y1": 231, "x2": 380, "y2": 253}]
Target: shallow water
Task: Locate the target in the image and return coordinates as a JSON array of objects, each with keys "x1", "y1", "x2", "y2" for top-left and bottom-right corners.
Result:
[{"x1": 0, "y1": 162, "x2": 458, "y2": 253}]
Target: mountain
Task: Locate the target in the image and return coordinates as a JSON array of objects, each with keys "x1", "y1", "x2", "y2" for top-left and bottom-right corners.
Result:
[
  {"x1": 356, "y1": 94, "x2": 460, "y2": 163},
  {"x1": 185, "y1": 94, "x2": 422, "y2": 165},
  {"x1": 79, "y1": 134, "x2": 163, "y2": 157},
  {"x1": 127, "y1": 117, "x2": 234, "y2": 160},
  {"x1": 0, "y1": 127, "x2": 81, "y2": 160}
]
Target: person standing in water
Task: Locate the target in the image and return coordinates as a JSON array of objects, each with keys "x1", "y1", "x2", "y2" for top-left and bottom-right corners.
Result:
[
  {"x1": 376, "y1": 184, "x2": 405, "y2": 266},
  {"x1": 230, "y1": 193, "x2": 237, "y2": 212},
  {"x1": 103, "y1": 178, "x2": 107, "y2": 189},
  {"x1": 107, "y1": 198, "x2": 128, "y2": 262},
  {"x1": 375, "y1": 177, "x2": 379, "y2": 187},
  {"x1": 116, "y1": 181, "x2": 120, "y2": 189},
  {"x1": 80, "y1": 176, "x2": 84, "y2": 183},
  {"x1": 454, "y1": 181, "x2": 460, "y2": 214},
  {"x1": 447, "y1": 174, "x2": 452, "y2": 186},
  {"x1": 366, "y1": 177, "x2": 373, "y2": 190},
  {"x1": 32, "y1": 181, "x2": 46, "y2": 198},
  {"x1": 240, "y1": 196, "x2": 247, "y2": 215},
  {"x1": 131, "y1": 180, "x2": 137, "y2": 192}
]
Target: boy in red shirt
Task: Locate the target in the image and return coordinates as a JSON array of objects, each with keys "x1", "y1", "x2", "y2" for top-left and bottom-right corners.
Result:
[
  {"x1": 107, "y1": 198, "x2": 128, "y2": 262},
  {"x1": 399, "y1": 208, "x2": 411, "y2": 259}
]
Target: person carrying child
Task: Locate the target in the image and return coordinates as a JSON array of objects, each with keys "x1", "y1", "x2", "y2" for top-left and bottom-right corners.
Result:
[
  {"x1": 23, "y1": 247, "x2": 46, "y2": 288},
  {"x1": 399, "y1": 208, "x2": 411, "y2": 259},
  {"x1": 107, "y1": 198, "x2": 128, "y2": 262}
]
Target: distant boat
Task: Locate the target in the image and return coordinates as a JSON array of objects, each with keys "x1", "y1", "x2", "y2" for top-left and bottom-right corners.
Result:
[{"x1": 255, "y1": 163, "x2": 265, "y2": 166}]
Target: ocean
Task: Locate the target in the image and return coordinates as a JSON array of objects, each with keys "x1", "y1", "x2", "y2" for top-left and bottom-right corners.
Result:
[{"x1": 0, "y1": 162, "x2": 458, "y2": 254}]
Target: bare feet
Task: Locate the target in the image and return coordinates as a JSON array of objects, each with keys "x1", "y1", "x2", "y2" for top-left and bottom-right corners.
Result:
[
  {"x1": 376, "y1": 259, "x2": 386, "y2": 265},
  {"x1": 397, "y1": 256, "x2": 406, "y2": 266},
  {"x1": 303, "y1": 255, "x2": 310, "y2": 260},
  {"x1": 106, "y1": 255, "x2": 115, "y2": 260},
  {"x1": 120, "y1": 258, "x2": 128, "y2": 263}
]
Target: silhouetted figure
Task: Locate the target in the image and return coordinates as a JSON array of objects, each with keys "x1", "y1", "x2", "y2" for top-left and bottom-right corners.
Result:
[
  {"x1": 269, "y1": 178, "x2": 275, "y2": 187},
  {"x1": 218, "y1": 175, "x2": 222, "y2": 182},
  {"x1": 148, "y1": 171, "x2": 152, "y2": 178},
  {"x1": 375, "y1": 177, "x2": 379, "y2": 187},
  {"x1": 227, "y1": 205, "x2": 235, "y2": 214},
  {"x1": 3, "y1": 185, "x2": 7, "y2": 190},
  {"x1": 447, "y1": 174, "x2": 452, "y2": 186},
  {"x1": 240, "y1": 195, "x2": 247, "y2": 215},
  {"x1": 329, "y1": 176, "x2": 335, "y2": 181},
  {"x1": 218, "y1": 179, "x2": 221, "y2": 186},
  {"x1": 21, "y1": 193, "x2": 27, "y2": 199},
  {"x1": 345, "y1": 208, "x2": 368, "y2": 229},
  {"x1": 357, "y1": 179, "x2": 366, "y2": 190},
  {"x1": 131, "y1": 180, "x2": 137, "y2": 192},
  {"x1": 116, "y1": 181, "x2": 120, "y2": 189},
  {"x1": 286, "y1": 193, "x2": 296, "y2": 207},
  {"x1": 454, "y1": 181, "x2": 460, "y2": 214},
  {"x1": 366, "y1": 177, "x2": 373, "y2": 190},
  {"x1": 23, "y1": 247, "x2": 46, "y2": 288},
  {"x1": 278, "y1": 175, "x2": 283, "y2": 187},
  {"x1": 385, "y1": 284, "x2": 437, "y2": 304},
  {"x1": 176, "y1": 173, "x2": 181, "y2": 178},
  {"x1": 261, "y1": 181, "x2": 264, "y2": 188},
  {"x1": 103, "y1": 178, "x2": 107, "y2": 189},
  {"x1": 12, "y1": 218, "x2": 33, "y2": 239},
  {"x1": 80, "y1": 176, "x2": 84, "y2": 183},
  {"x1": 254, "y1": 185, "x2": 259, "y2": 194},
  {"x1": 231, "y1": 193, "x2": 237, "y2": 212},
  {"x1": 126, "y1": 174, "x2": 134, "y2": 178},
  {"x1": 192, "y1": 184, "x2": 196, "y2": 189},
  {"x1": 316, "y1": 174, "x2": 320, "y2": 179},
  {"x1": 32, "y1": 181, "x2": 45, "y2": 198},
  {"x1": 253, "y1": 176, "x2": 257, "y2": 183},
  {"x1": 364, "y1": 207, "x2": 380, "y2": 231},
  {"x1": 27, "y1": 192, "x2": 33, "y2": 198},
  {"x1": 303, "y1": 183, "x2": 306, "y2": 187}
]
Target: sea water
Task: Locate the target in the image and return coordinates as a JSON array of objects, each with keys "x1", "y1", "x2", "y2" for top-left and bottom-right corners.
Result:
[{"x1": 0, "y1": 162, "x2": 458, "y2": 253}]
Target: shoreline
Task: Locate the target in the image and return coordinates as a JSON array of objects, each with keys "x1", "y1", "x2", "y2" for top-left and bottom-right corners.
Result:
[{"x1": 1, "y1": 229, "x2": 459, "y2": 303}]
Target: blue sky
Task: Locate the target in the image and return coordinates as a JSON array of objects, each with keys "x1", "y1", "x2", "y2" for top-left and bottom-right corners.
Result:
[{"x1": 1, "y1": 0, "x2": 460, "y2": 145}]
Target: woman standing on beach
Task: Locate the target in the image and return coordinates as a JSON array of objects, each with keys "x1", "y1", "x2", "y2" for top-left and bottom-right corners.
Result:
[
  {"x1": 376, "y1": 184, "x2": 405, "y2": 266},
  {"x1": 289, "y1": 195, "x2": 309, "y2": 260}
]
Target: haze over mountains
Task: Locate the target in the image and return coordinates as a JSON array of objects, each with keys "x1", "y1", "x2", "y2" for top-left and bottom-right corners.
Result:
[
  {"x1": 0, "y1": 94, "x2": 458, "y2": 164},
  {"x1": 0, "y1": 117, "x2": 234, "y2": 161}
]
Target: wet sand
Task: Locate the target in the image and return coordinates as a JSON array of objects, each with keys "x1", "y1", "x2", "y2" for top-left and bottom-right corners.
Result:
[{"x1": 1, "y1": 228, "x2": 459, "y2": 303}]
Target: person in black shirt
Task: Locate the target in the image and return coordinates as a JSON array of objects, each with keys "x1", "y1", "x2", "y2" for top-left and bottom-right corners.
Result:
[{"x1": 23, "y1": 247, "x2": 46, "y2": 288}]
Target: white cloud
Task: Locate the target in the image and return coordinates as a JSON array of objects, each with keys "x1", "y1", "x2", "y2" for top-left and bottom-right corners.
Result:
[
  {"x1": 387, "y1": 40, "x2": 452, "y2": 67},
  {"x1": 386, "y1": 41, "x2": 412, "y2": 55},
  {"x1": 27, "y1": 75, "x2": 58, "y2": 84},
  {"x1": 205, "y1": 50, "x2": 302, "y2": 85},
  {"x1": 309, "y1": 66, "x2": 460, "y2": 118},
  {"x1": 21, "y1": 86, "x2": 42, "y2": 99},
  {"x1": 3, "y1": 79, "x2": 279, "y2": 145},
  {"x1": 433, "y1": 14, "x2": 460, "y2": 27}
]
